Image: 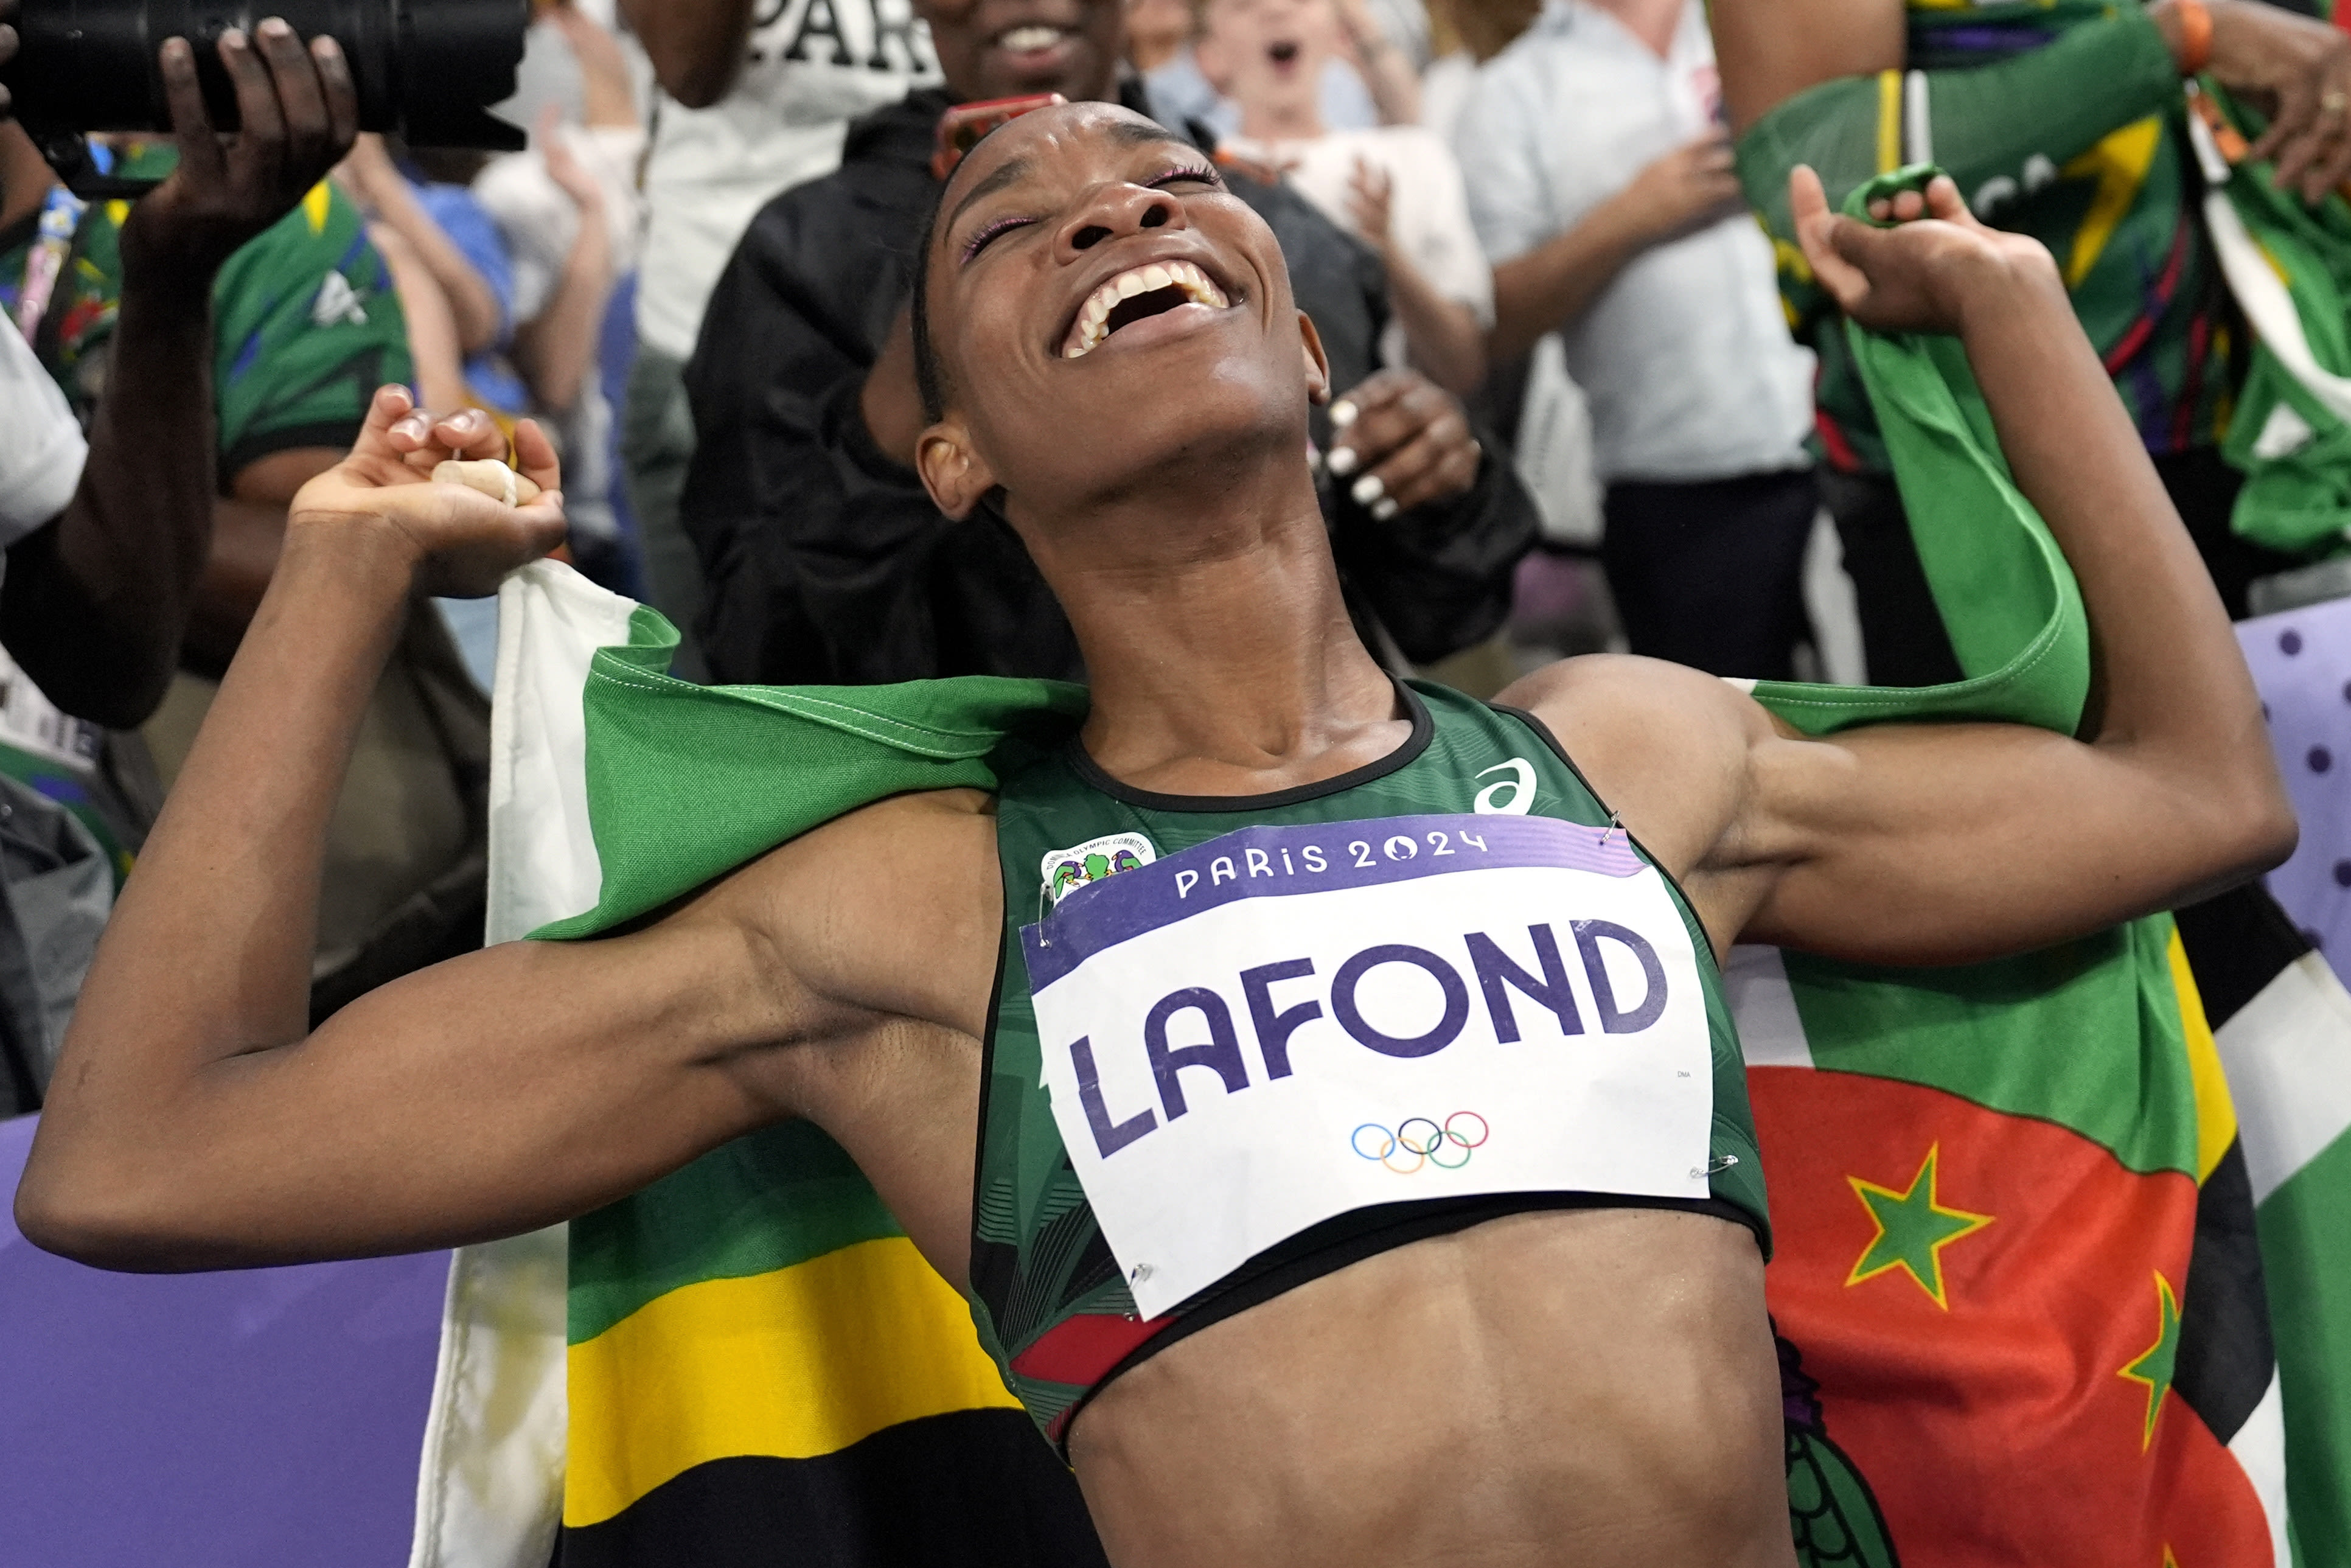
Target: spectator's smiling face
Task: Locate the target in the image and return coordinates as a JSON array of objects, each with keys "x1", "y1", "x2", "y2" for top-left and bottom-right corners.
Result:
[
  {"x1": 916, "y1": 0, "x2": 1127, "y2": 103},
  {"x1": 1199, "y1": 0, "x2": 1337, "y2": 118},
  {"x1": 912, "y1": 102, "x2": 1329, "y2": 531}
]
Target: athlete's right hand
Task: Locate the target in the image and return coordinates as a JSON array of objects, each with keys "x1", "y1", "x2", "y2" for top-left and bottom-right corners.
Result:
[
  {"x1": 1789, "y1": 166, "x2": 2061, "y2": 337},
  {"x1": 289, "y1": 386, "x2": 568, "y2": 599}
]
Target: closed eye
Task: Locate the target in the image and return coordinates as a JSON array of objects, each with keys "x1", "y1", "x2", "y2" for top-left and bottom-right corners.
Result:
[
  {"x1": 1148, "y1": 164, "x2": 1222, "y2": 191},
  {"x1": 963, "y1": 214, "x2": 1036, "y2": 262}
]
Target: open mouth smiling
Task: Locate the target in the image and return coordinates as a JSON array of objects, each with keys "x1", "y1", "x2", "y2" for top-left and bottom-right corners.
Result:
[
  {"x1": 1060, "y1": 259, "x2": 1236, "y2": 358},
  {"x1": 1267, "y1": 39, "x2": 1301, "y2": 64},
  {"x1": 997, "y1": 23, "x2": 1071, "y2": 54}
]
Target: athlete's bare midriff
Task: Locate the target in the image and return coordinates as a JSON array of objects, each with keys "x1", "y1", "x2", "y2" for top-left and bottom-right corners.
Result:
[{"x1": 1066, "y1": 1207, "x2": 1793, "y2": 1568}]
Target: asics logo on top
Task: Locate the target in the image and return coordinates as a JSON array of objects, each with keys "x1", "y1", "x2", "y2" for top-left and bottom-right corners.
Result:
[{"x1": 1474, "y1": 758, "x2": 1536, "y2": 815}]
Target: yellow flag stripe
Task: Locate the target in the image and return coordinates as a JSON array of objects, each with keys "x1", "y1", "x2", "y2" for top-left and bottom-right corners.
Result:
[
  {"x1": 2168, "y1": 927, "x2": 2237, "y2": 1183},
  {"x1": 1876, "y1": 70, "x2": 1903, "y2": 175},
  {"x1": 564, "y1": 1236, "x2": 1021, "y2": 1528}
]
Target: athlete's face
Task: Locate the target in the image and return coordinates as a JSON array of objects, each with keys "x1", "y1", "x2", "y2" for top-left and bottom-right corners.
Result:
[{"x1": 914, "y1": 103, "x2": 1330, "y2": 528}]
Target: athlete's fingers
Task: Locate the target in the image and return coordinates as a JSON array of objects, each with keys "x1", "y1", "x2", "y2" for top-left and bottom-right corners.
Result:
[
  {"x1": 511, "y1": 418, "x2": 563, "y2": 495},
  {"x1": 433, "y1": 458, "x2": 543, "y2": 506},
  {"x1": 1790, "y1": 166, "x2": 1869, "y2": 314},
  {"x1": 350, "y1": 384, "x2": 420, "y2": 462},
  {"x1": 1921, "y1": 173, "x2": 1974, "y2": 228},
  {"x1": 431, "y1": 408, "x2": 509, "y2": 462}
]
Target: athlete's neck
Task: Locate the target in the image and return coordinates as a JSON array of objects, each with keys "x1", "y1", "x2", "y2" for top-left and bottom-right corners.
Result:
[{"x1": 1033, "y1": 471, "x2": 1405, "y2": 798}]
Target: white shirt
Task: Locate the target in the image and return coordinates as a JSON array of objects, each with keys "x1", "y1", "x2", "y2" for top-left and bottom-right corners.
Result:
[
  {"x1": 0, "y1": 321, "x2": 85, "y2": 547},
  {"x1": 636, "y1": 0, "x2": 939, "y2": 361},
  {"x1": 1225, "y1": 126, "x2": 1494, "y2": 369},
  {"x1": 1453, "y1": 0, "x2": 1812, "y2": 484}
]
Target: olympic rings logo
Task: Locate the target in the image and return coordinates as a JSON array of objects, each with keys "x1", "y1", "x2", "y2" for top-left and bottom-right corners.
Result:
[{"x1": 1351, "y1": 1112, "x2": 1489, "y2": 1174}]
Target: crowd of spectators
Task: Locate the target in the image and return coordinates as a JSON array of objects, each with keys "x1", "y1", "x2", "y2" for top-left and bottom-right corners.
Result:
[{"x1": 4, "y1": 0, "x2": 2350, "y2": 1112}]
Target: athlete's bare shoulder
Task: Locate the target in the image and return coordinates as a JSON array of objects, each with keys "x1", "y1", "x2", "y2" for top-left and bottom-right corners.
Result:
[
  {"x1": 1499, "y1": 652, "x2": 1774, "y2": 893},
  {"x1": 708, "y1": 786, "x2": 1008, "y2": 1042}
]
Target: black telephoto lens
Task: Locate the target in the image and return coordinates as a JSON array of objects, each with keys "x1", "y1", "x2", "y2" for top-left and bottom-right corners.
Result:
[{"x1": 0, "y1": 0, "x2": 528, "y2": 150}]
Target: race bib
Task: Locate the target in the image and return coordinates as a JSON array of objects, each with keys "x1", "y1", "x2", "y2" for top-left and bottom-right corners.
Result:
[{"x1": 1023, "y1": 814, "x2": 1715, "y2": 1318}]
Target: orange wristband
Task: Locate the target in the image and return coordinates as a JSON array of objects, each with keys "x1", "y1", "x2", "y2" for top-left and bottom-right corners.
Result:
[{"x1": 2176, "y1": 0, "x2": 2213, "y2": 78}]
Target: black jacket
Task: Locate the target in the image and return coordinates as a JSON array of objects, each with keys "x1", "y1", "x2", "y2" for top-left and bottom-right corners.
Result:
[{"x1": 681, "y1": 83, "x2": 1536, "y2": 686}]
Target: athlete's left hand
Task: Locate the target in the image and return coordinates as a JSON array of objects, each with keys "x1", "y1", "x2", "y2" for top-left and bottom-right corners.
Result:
[
  {"x1": 288, "y1": 386, "x2": 567, "y2": 599},
  {"x1": 1324, "y1": 369, "x2": 1483, "y2": 521},
  {"x1": 1790, "y1": 166, "x2": 2060, "y2": 338}
]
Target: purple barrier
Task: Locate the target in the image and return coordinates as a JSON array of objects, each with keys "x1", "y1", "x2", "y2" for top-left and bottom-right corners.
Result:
[
  {"x1": 0, "y1": 1113, "x2": 446, "y2": 1565},
  {"x1": 2241, "y1": 599, "x2": 2351, "y2": 982}
]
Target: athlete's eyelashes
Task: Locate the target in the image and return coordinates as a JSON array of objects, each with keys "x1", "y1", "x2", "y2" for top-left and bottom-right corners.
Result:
[
  {"x1": 963, "y1": 214, "x2": 1035, "y2": 262},
  {"x1": 961, "y1": 165, "x2": 1226, "y2": 263},
  {"x1": 1147, "y1": 165, "x2": 1222, "y2": 191}
]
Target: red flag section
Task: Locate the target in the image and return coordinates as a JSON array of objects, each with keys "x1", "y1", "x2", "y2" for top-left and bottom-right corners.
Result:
[{"x1": 1752, "y1": 1067, "x2": 2270, "y2": 1566}]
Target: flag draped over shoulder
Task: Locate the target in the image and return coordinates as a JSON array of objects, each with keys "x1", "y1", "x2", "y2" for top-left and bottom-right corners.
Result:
[{"x1": 409, "y1": 167, "x2": 2346, "y2": 1568}]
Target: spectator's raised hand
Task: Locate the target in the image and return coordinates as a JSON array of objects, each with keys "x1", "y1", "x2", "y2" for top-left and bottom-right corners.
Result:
[
  {"x1": 1346, "y1": 156, "x2": 1395, "y2": 255},
  {"x1": 1611, "y1": 130, "x2": 1744, "y2": 245},
  {"x1": 1323, "y1": 369, "x2": 1483, "y2": 520},
  {"x1": 122, "y1": 18, "x2": 360, "y2": 279},
  {"x1": 1790, "y1": 166, "x2": 2058, "y2": 336},
  {"x1": 290, "y1": 386, "x2": 566, "y2": 598},
  {"x1": 538, "y1": 108, "x2": 608, "y2": 216}
]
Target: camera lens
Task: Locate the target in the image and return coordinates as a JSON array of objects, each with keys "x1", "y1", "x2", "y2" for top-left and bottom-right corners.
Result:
[{"x1": 0, "y1": 0, "x2": 528, "y2": 150}]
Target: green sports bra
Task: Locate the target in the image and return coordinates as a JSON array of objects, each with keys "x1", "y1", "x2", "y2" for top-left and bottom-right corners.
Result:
[{"x1": 969, "y1": 680, "x2": 1769, "y2": 1451}]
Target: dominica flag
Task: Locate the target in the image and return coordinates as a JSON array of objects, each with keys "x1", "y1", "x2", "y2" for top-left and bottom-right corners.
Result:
[{"x1": 404, "y1": 167, "x2": 2347, "y2": 1567}]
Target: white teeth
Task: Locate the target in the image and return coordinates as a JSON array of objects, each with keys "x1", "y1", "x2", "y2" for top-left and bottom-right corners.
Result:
[
  {"x1": 999, "y1": 25, "x2": 1062, "y2": 49},
  {"x1": 1062, "y1": 260, "x2": 1235, "y2": 358}
]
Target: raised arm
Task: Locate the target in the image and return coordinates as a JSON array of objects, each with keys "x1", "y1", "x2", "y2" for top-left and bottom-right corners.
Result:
[
  {"x1": 16, "y1": 390, "x2": 998, "y2": 1272},
  {"x1": 1702, "y1": 172, "x2": 2285, "y2": 964},
  {"x1": 1522, "y1": 169, "x2": 2288, "y2": 965}
]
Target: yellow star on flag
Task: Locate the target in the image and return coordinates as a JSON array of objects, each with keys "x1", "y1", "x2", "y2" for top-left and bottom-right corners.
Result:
[{"x1": 1845, "y1": 1143, "x2": 1995, "y2": 1309}]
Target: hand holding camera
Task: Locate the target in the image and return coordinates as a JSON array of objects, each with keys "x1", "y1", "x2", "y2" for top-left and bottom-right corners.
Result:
[{"x1": 121, "y1": 18, "x2": 358, "y2": 279}]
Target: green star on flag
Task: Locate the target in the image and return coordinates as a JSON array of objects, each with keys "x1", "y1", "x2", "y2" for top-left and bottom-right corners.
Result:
[
  {"x1": 2119, "y1": 1272, "x2": 2182, "y2": 1453},
  {"x1": 1844, "y1": 1143, "x2": 1996, "y2": 1309}
]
